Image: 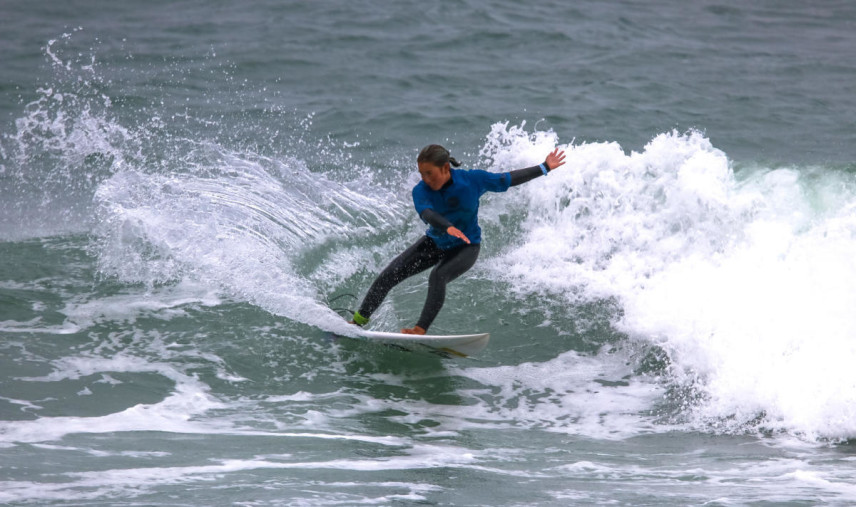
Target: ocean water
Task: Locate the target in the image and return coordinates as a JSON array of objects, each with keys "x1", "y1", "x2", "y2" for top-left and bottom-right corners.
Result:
[{"x1": 2, "y1": 0, "x2": 856, "y2": 504}]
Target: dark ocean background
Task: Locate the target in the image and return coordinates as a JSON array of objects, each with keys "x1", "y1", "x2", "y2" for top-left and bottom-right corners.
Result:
[{"x1": 2, "y1": 0, "x2": 856, "y2": 504}]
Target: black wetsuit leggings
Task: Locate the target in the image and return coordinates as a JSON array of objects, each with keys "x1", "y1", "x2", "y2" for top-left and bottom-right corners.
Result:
[{"x1": 357, "y1": 236, "x2": 480, "y2": 331}]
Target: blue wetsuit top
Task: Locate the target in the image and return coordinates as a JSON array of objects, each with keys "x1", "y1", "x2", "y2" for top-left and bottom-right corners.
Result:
[{"x1": 412, "y1": 168, "x2": 513, "y2": 250}]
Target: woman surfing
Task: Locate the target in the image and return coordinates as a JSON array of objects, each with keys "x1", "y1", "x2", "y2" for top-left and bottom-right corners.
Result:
[{"x1": 352, "y1": 144, "x2": 566, "y2": 335}]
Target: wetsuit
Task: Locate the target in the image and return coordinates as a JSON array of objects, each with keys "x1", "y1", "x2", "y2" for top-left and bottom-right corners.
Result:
[{"x1": 356, "y1": 163, "x2": 549, "y2": 331}]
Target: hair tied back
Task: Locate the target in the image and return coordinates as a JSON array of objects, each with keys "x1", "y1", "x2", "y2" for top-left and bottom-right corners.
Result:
[{"x1": 418, "y1": 144, "x2": 462, "y2": 167}]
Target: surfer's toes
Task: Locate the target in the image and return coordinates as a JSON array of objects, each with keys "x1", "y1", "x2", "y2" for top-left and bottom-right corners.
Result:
[{"x1": 400, "y1": 326, "x2": 427, "y2": 335}]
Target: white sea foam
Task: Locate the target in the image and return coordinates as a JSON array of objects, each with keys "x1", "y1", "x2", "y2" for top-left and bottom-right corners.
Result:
[
  {"x1": 2, "y1": 350, "x2": 406, "y2": 447},
  {"x1": 456, "y1": 348, "x2": 665, "y2": 439},
  {"x1": 0, "y1": 444, "x2": 473, "y2": 504},
  {"x1": 481, "y1": 123, "x2": 856, "y2": 441},
  {"x1": 0, "y1": 318, "x2": 81, "y2": 335},
  {"x1": 311, "y1": 348, "x2": 665, "y2": 440},
  {"x1": 59, "y1": 279, "x2": 222, "y2": 329},
  {"x1": 0, "y1": 383, "x2": 222, "y2": 444}
]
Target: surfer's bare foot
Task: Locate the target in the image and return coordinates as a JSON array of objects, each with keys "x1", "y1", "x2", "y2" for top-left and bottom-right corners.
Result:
[{"x1": 400, "y1": 326, "x2": 426, "y2": 335}]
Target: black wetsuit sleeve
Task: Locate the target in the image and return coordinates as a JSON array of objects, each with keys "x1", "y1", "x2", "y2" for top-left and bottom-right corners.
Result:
[
  {"x1": 420, "y1": 208, "x2": 454, "y2": 231},
  {"x1": 509, "y1": 165, "x2": 546, "y2": 186}
]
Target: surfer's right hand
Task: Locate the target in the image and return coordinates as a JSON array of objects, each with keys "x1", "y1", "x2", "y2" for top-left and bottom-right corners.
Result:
[{"x1": 446, "y1": 226, "x2": 470, "y2": 244}]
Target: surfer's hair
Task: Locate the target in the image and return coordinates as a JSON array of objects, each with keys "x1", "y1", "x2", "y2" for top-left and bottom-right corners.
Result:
[{"x1": 418, "y1": 144, "x2": 461, "y2": 168}]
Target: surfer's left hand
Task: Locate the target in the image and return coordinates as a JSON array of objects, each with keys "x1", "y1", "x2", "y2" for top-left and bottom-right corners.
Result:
[
  {"x1": 544, "y1": 148, "x2": 566, "y2": 171},
  {"x1": 446, "y1": 226, "x2": 471, "y2": 244}
]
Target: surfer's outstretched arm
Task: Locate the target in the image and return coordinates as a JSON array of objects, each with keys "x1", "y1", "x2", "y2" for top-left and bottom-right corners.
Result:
[{"x1": 509, "y1": 148, "x2": 567, "y2": 186}]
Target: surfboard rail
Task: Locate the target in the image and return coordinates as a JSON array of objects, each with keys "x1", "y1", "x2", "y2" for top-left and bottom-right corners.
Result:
[{"x1": 354, "y1": 330, "x2": 490, "y2": 357}]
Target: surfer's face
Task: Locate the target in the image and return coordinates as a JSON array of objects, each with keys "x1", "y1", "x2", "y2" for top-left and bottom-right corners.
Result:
[{"x1": 418, "y1": 162, "x2": 451, "y2": 191}]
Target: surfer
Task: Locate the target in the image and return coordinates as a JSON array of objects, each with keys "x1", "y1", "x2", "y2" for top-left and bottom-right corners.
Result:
[{"x1": 352, "y1": 144, "x2": 566, "y2": 335}]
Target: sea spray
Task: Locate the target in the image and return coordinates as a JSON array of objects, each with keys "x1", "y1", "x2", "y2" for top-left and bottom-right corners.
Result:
[
  {"x1": 482, "y1": 123, "x2": 856, "y2": 441},
  {"x1": 0, "y1": 32, "x2": 139, "y2": 239},
  {"x1": 2, "y1": 31, "x2": 408, "y2": 335},
  {"x1": 92, "y1": 146, "x2": 405, "y2": 334}
]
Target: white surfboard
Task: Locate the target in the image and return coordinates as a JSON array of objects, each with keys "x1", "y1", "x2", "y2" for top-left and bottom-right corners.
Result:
[{"x1": 354, "y1": 330, "x2": 490, "y2": 358}]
